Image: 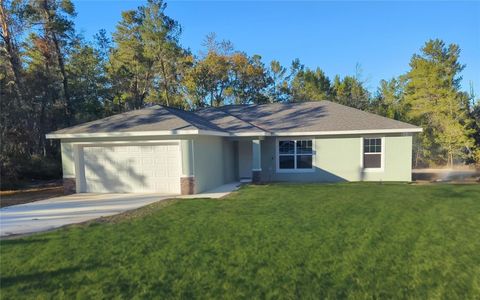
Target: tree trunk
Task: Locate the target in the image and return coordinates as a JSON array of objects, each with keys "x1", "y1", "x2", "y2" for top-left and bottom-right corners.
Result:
[
  {"x1": 159, "y1": 58, "x2": 171, "y2": 106},
  {"x1": 38, "y1": 62, "x2": 52, "y2": 156},
  {"x1": 0, "y1": 3, "x2": 24, "y2": 104},
  {"x1": 52, "y1": 32, "x2": 72, "y2": 125},
  {"x1": 41, "y1": 0, "x2": 72, "y2": 126}
]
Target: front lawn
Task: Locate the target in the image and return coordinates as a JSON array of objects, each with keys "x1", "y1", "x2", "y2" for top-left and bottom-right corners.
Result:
[{"x1": 1, "y1": 183, "x2": 479, "y2": 299}]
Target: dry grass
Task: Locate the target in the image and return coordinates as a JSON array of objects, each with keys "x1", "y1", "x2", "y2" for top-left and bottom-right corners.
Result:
[{"x1": 0, "y1": 186, "x2": 64, "y2": 208}]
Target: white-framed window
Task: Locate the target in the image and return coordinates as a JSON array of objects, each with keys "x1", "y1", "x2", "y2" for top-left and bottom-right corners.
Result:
[
  {"x1": 362, "y1": 137, "x2": 384, "y2": 170},
  {"x1": 276, "y1": 139, "x2": 314, "y2": 172}
]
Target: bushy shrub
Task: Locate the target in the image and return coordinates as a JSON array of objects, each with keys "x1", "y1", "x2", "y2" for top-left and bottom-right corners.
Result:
[{"x1": 19, "y1": 155, "x2": 62, "y2": 180}]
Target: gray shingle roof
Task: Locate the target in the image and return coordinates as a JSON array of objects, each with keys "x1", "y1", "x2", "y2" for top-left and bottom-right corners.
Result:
[
  {"x1": 219, "y1": 101, "x2": 420, "y2": 133},
  {"x1": 51, "y1": 106, "x2": 224, "y2": 134},
  {"x1": 48, "y1": 101, "x2": 421, "y2": 137},
  {"x1": 195, "y1": 107, "x2": 265, "y2": 134}
]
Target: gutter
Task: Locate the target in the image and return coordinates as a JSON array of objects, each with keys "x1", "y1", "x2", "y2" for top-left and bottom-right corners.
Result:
[{"x1": 46, "y1": 127, "x2": 422, "y2": 139}]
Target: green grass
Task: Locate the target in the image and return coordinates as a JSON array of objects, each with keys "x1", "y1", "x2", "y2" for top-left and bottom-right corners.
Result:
[{"x1": 1, "y1": 183, "x2": 480, "y2": 299}]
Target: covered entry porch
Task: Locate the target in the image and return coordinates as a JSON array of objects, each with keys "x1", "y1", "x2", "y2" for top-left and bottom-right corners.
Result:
[{"x1": 233, "y1": 138, "x2": 263, "y2": 183}]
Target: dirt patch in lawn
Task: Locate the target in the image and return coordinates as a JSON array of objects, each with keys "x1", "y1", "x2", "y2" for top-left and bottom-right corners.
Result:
[{"x1": 0, "y1": 186, "x2": 64, "y2": 208}]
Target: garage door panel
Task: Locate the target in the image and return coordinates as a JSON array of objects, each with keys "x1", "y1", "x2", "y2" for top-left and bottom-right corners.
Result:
[{"x1": 81, "y1": 143, "x2": 180, "y2": 193}]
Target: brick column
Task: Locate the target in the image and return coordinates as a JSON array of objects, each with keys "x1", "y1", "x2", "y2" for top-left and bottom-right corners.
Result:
[
  {"x1": 63, "y1": 178, "x2": 76, "y2": 194},
  {"x1": 180, "y1": 176, "x2": 196, "y2": 195},
  {"x1": 252, "y1": 170, "x2": 262, "y2": 184}
]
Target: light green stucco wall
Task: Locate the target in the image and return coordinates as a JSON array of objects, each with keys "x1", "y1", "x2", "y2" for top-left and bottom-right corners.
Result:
[
  {"x1": 238, "y1": 140, "x2": 252, "y2": 178},
  {"x1": 252, "y1": 139, "x2": 262, "y2": 170},
  {"x1": 61, "y1": 142, "x2": 75, "y2": 178},
  {"x1": 180, "y1": 139, "x2": 194, "y2": 177},
  {"x1": 193, "y1": 135, "x2": 236, "y2": 193},
  {"x1": 363, "y1": 135, "x2": 413, "y2": 181},
  {"x1": 259, "y1": 134, "x2": 413, "y2": 182},
  {"x1": 222, "y1": 139, "x2": 237, "y2": 183},
  {"x1": 59, "y1": 132, "x2": 413, "y2": 194}
]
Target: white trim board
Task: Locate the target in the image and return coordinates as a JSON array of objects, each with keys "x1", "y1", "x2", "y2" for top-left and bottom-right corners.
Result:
[
  {"x1": 270, "y1": 128, "x2": 422, "y2": 136},
  {"x1": 47, "y1": 127, "x2": 422, "y2": 139},
  {"x1": 46, "y1": 129, "x2": 223, "y2": 139}
]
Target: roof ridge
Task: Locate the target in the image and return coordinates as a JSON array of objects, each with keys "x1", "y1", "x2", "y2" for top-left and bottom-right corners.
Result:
[
  {"x1": 162, "y1": 106, "x2": 227, "y2": 133},
  {"x1": 211, "y1": 106, "x2": 270, "y2": 133}
]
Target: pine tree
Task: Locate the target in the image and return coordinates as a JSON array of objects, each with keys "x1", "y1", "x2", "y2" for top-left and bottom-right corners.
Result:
[{"x1": 404, "y1": 39, "x2": 475, "y2": 166}]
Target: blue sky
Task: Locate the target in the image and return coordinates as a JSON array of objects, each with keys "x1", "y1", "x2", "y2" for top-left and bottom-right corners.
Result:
[{"x1": 73, "y1": 1, "x2": 479, "y2": 94}]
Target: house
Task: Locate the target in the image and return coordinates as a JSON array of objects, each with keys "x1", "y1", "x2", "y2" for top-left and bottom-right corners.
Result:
[{"x1": 46, "y1": 101, "x2": 422, "y2": 195}]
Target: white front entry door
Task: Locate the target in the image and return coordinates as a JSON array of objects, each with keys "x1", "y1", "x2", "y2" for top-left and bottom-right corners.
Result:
[{"x1": 80, "y1": 143, "x2": 181, "y2": 193}]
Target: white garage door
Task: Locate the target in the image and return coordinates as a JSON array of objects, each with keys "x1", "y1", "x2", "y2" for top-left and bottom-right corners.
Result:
[{"x1": 81, "y1": 143, "x2": 180, "y2": 193}]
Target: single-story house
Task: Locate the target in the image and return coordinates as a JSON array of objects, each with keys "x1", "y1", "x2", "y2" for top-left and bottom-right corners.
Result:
[{"x1": 46, "y1": 101, "x2": 422, "y2": 195}]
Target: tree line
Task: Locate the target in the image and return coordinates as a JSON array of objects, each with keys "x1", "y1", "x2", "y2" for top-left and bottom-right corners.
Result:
[{"x1": 1, "y1": 0, "x2": 479, "y2": 186}]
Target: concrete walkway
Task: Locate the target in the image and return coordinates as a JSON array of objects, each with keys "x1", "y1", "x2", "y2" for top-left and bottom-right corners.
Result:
[{"x1": 0, "y1": 193, "x2": 172, "y2": 237}]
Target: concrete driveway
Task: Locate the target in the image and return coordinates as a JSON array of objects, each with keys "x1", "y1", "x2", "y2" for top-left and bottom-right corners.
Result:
[{"x1": 0, "y1": 193, "x2": 174, "y2": 237}]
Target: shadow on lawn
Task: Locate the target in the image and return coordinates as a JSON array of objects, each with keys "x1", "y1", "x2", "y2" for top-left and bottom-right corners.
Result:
[
  {"x1": 1, "y1": 262, "x2": 105, "y2": 289},
  {"x1": 430, "y1": 185, "x2": 479, "y2": 200},
  {"x1": 0, "y1": 237, "x2": 58, "y2": 246}
]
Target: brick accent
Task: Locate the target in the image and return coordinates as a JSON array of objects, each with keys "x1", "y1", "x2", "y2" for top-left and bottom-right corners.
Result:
[
  {"x1": 180, "y1": 176, "x2": 195, "y2": 195},
  {"x1": 63, "y1": 178, "x2": 76, "y2": 194},
  {"x1": 252, "y1": 170, "x2": 262, "y2": 184}
]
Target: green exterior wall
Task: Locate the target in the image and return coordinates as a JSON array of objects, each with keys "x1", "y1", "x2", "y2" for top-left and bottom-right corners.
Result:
[
  {"x1": 60, "y1": 142, "x2": 75, "y2": 178},
  {"x1": 238, "y1": 140, "x2": 252, "y2": 178},
  {"x1": 180, "y1": 139, "x2": 194, "y2": 177},
  {"x1": 259, "y1": 134, "x2": 413, "y2": 182},
  {"x1": 222, "y1": 139, "x2": 237, "y2": 183},
  {"x1": 193, "y1": 135, "x2": 236, "y2": 193},
  {"x1": 58, "y1": 132, "x2": 413, "y2": 194},
  {"x1": 252, "y1": 139, "x2": 262, "y2": 170}
]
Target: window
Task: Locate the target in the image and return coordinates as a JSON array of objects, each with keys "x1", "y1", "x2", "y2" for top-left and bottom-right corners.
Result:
[
  {"x1": 363, "y1": 138, "x2": 382, "y2": 169},
  {"x1": 278, "y1": 140, "x2": 313, "y2": 171}
]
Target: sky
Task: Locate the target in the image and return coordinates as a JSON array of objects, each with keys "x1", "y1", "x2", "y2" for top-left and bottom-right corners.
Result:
[{"x1": 73, "y1": 0, "x2": 480, "y2": 94}]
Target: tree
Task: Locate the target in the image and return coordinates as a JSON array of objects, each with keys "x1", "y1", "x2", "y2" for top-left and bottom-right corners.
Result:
[
  {"x1": 93, "y1": 29, "x2": 111, "y2": 64},
  {"x1": 184, "y1": 33, "x2": 270, "y2": 107},
  {"x1": 141, "y1": 0, "x2": 187, "y2": 108},
  {"x1": 109, "y1": 0, "x2": 186, "y2": 110},
  {"x1": 228, "y1": 53, "x2": 269, "y2": 104},
  {"x1": 286, "y1": 58, "x2": 303, "y2": 102},
  {"x1": 25, "y1": 0, "x2": 77, "y2": 126},
  {"x1": 373, "y1": 78, "x2": 406, "y2": 119},
  {"x1": 0, "y1": 0, "x2": 26, "y2": 104},
  {"x1": 404, "y1": 39, "x2": 475, "y2": 166},
  {"x1": 184, "y1": 50, "x2": 230, "y2": 107},
  {"x1": 67, "y1": 39, "x2": 108, "y2": 122},
  {"x1": 266, "y1": 60, "x2": 289, "y2": 102},
  {"x1": 291, "y1": 67, "x2": 332, "y2": 102},
  {"x1": 109, "y1": 9, "x2": 154, "y2": 110},
  {"x1": 0, "y1": 0, "x2": 31, "y2": 181},
  {"x1": 331, "y1": 75, "x2": 370, "y2": 110},
  {"x1": 471, "y1": 97, "x2": 480, "y2": 165}
]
